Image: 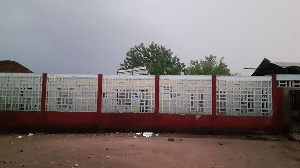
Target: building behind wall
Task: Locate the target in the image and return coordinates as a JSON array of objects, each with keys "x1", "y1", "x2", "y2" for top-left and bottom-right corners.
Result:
[
  {"x1": 252, "y1": 58, "x2": 300, "y2": 136},
  {"x1": 117, "y1": 67, "x2": 149, "y2": 75},
  {"x1": 0, "y1": 60, "x2": 33, "y2": 73},
  {"x1": 252, "y1": 58, "x2": 300, "y2": 76}
]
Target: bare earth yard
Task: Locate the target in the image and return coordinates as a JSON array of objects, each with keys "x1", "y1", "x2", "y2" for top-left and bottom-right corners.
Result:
[{"x1": 0, "y1": 133, "x2": 299, "y2": 168}]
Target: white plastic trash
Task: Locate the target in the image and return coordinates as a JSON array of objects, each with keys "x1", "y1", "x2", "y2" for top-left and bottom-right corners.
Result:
[
  {"x1": 17, "y1": 136, "x2": 22, "y2": 139},
  {"x1": 28, "y1": 133, "x2": 34, "y2": 136},
  {"x1": 135, "y1": 132, "x2": 142, "y2": 136},
  {"x1": 142, "y1": 132, "x2": 153, "y2": 137}
]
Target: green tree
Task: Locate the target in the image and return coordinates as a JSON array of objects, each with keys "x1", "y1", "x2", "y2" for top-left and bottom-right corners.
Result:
[
  {"x1": 120, "y1": 42, "x2": 185, "y2": 75},
  {"x1": 185, "y1": 54, "x2": 232, "y2": 75}
]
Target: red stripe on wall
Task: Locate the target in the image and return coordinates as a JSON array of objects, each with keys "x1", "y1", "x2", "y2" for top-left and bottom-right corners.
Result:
[
  {"x1": 41, "y1": 73, "x2": 47, "y2": 126},
  {"x1": 272, "y1": 74, "x2": 284, "y2": 133},
  {"x1": 97, "y1": 74, "x2": 103, "y2": 127},
  {"x1": 155, "y1": 75, "x2": 159, "y2": 116},
  {"x1": 212, "y1": 75, "x2": 217, "y2": 129}
]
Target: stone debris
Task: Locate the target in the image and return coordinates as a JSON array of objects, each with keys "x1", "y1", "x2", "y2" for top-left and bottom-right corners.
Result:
[
  {"x1": 67, "y1": 161, "x2": 70, "y2": 163},
  {"x1": 243, "y1": 135, "x2": 287, "y2": 141},
  {"x1": 168, "y1": 137, "x2": 175, "y2": 141},
  {"x1": 19, "y1": 164, "x2": 25, "y2": 167},
  {"x1": 20, "y1": 149, "x2": 23, "y2": 152},
  {"x1": 28, "y1": 133, "x2": 34, "y2": 136},
  {"x1": 17, "y1": 136, "x2": 22, "y2": 139},
  {"x1": 105, "y1": 132, "x2": 134, "y2": 137},
  {"x1": 88, "y1": 156, "x2": 91, "y2": 158},
  {"x1": 74, "y1": 163, "x2": 79, "y2": 167}
]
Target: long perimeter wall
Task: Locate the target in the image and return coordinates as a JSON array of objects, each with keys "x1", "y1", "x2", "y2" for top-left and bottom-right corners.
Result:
[{"x1": 1, "y1": 73, "x2": 299, "y2": 133}]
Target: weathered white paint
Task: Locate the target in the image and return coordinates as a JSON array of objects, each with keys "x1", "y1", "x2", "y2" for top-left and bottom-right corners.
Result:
[
  {"x1": 0, "y1": 73, "x2": 282, "y2": 116},
  {"x1": 46, "y1": 75, "x2": 98, "y2": 112},
  {"x1": 276, "y1": 74, "x2": 300, "y2": 81},
  {"x1": 47, "y1": 74, "x2": 98, "y2": 78},
  {"x1": 217, "y1": 76, "x2": 272, "y2": 81},
  {"x1": 160, "y1": 75, "x2": 211, "y2": 80},
  {"x1": 0, "y1": 74, "x2": 42, "y2": 111},
  {"x1": 160, "y1": 76, "x2": 212, "y2": 115},
  {"x1": 0, "y1": 73, "x2": 43, "y2": 77},
  {"x1": 103, "y1": 75, "x2": 155, "y2": 80},
  {"x1": 217, "y1": 79, "x2": 272, "y2": 116},
  {"x1": 102, "y1": 76, "x2": 155, "y2": 113}
]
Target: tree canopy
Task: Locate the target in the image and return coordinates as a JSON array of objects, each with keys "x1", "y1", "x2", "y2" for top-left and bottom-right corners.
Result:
[
  {"x1": 119, "y1": 42, "x2": 185, "y2": 75},
  {"x1": 185, "y1": 54, "x2": 232, "y2": 75}
]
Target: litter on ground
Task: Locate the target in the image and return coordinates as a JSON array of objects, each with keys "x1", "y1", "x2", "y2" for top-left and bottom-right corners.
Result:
[
  {"x1": 142, "y1": 132, "x2": 153, "y2": 137},
  {"x1": 136, "y1": 132, "x2": 142, "y2": 136}
]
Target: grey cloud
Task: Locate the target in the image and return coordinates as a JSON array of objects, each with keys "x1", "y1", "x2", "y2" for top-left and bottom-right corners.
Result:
[{"x1": 0, "y1": 0, "x2": 299, "y2": 75}]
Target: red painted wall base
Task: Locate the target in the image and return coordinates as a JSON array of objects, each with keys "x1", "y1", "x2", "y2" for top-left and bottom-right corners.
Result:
[
  {"x1": 45, "y1": 112, "x2": 97, "y2": 127},
  {"x1": 0, "y1": 112, "x2": 277, "y2": 133},
  {"x1": 0, "y1": 111, "x2": 41, "y2": 128}
]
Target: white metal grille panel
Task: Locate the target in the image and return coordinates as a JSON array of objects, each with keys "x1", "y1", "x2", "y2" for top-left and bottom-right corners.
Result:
[
  {"x1": 277, "y1": 75, "x2": 300, "y2": 88},
  {"x1": 159, "y1": 76, "x2": 212, "y2": 114},
  {"x1": 217, "y1": 76, "x2": 272, "y2": 116},
  {"x1": 0, "y1": 73, "x2": 42, "y2": 111},
  {"x1": 46, "y1": 74, "x2": 98, "y2": 112},
  {"x1": 102, "y1": 75, "x2": 155, "y2": 113}
]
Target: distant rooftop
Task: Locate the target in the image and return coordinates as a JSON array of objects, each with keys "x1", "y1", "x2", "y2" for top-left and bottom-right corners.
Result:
[
  {"x1": 0, "y1": 60, "x2": 33, "y2": 73},
  {"x1": 273, "y1": 62, "x2": 300, "y2": 68},
  {"x1": 117, "y1": 66, "x2": 149, "y2": 75},
  {"x1": 252, "y1": 58, "x2": 300, "y2": 76}
]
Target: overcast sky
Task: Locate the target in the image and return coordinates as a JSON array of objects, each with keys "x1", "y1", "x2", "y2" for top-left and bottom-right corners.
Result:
[{"x1": 1, "y1": 0, "x2": 299, "y2": 75}]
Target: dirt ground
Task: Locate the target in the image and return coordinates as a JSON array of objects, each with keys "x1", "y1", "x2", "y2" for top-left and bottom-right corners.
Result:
[{"x1": 0, "y1": 133, "x2": 299, "y2": 168}]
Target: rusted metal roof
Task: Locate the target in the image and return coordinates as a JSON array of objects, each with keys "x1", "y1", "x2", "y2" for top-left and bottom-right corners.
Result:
[
  {"x1": 252, "y1": 58, "x2": 300, "y2": 76},
  {"x1": 273, "y1": 62, "x2": 300, "y2": 67},
  {"x1": 0, "y1": 60, "x2": 33, "y2": 73}
]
